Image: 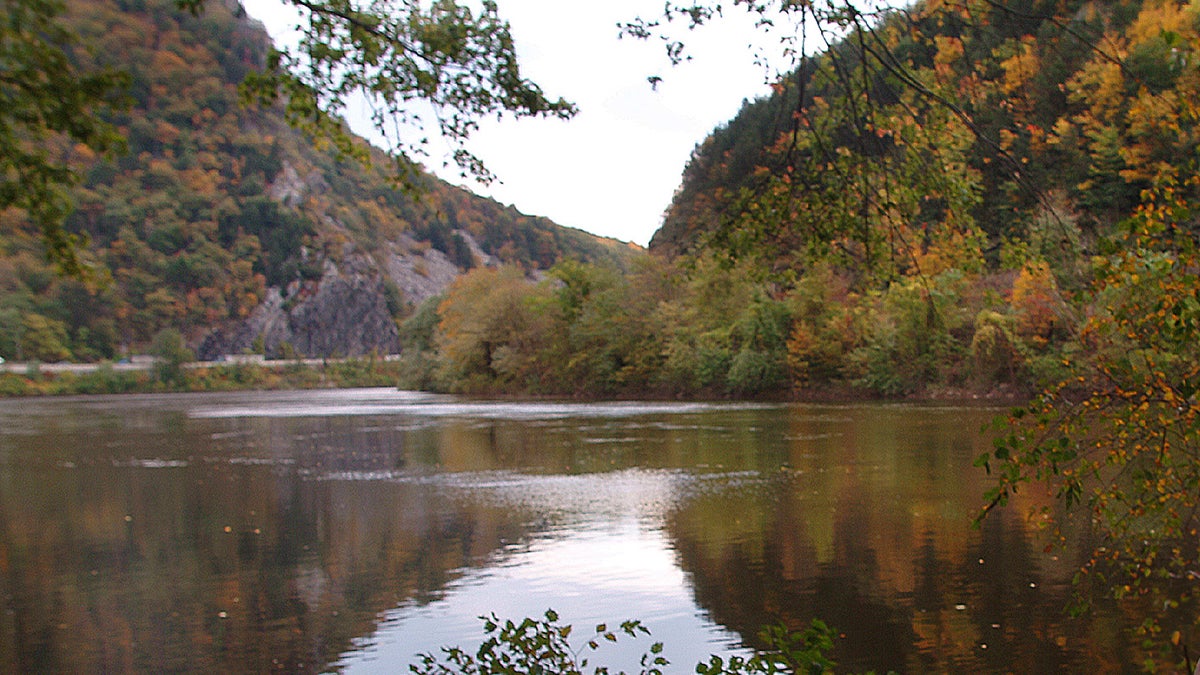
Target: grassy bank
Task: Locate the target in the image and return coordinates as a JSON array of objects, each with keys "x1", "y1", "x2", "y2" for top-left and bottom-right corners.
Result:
[{"x1": 0, "y1": 358, "x2": 405, "y2": 397}]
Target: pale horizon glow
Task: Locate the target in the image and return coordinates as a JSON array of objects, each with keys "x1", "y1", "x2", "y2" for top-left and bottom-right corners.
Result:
[{"x1": 241, "y1": 1, "x2": 796, "y2": 247}]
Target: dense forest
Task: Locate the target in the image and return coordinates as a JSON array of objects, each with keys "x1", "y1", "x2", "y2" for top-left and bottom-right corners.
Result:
[
  {"x1": 407, "y1": 0, "x2": 1196, "y2": 402},
  {"x1": 396, "y1": 0, "x2": 1200, "y2": 665},
  {"x1": 4, "y1": 0, "x2": 1198, "y2": 666},
  {"x1": 0, "y1": 0, "x2": 633, "y2": 364}
]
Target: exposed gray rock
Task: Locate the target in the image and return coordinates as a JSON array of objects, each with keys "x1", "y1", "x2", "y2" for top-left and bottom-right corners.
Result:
[
  {"x1": 268, "y1": 162, "x2": 303, "y2": 208},
  {"x1": 287, "y1": 260, "x2": 400, "y2": 357},
  {"x1": 198, "y1": 255, "x2": 401, "y2": 360},
  {"x1": 197, "y1": 228, "x2": 503, "y2": 360},
  {"x1": 383, "y1": 235, "x2": 462, "y2": 307},
  {"x1": 268, "y1": 160, "x2": 329, "y2": 208},
  {"x1": 458, "y1": 230, "x2": 498, "y2": 268}
]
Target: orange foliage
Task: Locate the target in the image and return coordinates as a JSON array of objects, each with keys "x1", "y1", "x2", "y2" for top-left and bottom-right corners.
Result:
[{"x1": 1010, "y1": 261, "x2": 1062, "y2": 347}]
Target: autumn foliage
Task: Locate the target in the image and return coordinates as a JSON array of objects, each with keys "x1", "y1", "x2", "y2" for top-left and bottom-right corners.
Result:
[
  {"x1": 404, "y1": 0, "x2": 1200, "y2": 667},
  {"x1": 0, "y1": 0, "x2": 628, "y2": 364}
]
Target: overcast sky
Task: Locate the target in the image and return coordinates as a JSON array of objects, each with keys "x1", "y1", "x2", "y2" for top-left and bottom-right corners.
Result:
[{"x1": 242, "y1": 1, "x2": 796, "y2": 246}]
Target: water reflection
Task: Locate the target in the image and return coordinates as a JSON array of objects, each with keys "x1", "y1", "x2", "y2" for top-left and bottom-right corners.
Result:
[{"x1": 0, "y1": 390, "x2": 1136, "y2": 673}]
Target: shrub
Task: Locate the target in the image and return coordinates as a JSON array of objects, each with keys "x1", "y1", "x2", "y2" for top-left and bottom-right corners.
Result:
[
  {"x1": 969, "y1": 310, "x2": 1020, "y2": 382},
  {"x1": 151, "y1": 328, "x2": 194, "y2": 387},
  {"x1": 0, "y1": 373, "x2": 32, "y2": 397},
  {"x1": 410, "y1": 611, "x2": 847, "y2": 675},
  {"x1": 409, "y1": 611, "x2": 666, "y2": 675}
]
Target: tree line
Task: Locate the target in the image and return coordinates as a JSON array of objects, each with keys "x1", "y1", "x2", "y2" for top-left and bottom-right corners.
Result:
[
  {"x1": 403, "y1": 0, "x2": 1200, "y2": 668},
  {"x1": 3, "y1": 0, "x2": 1198, "y2": 668}
]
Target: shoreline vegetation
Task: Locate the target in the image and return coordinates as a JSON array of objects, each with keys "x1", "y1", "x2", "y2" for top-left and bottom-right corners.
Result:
[
  {"x1": 0, "y1": 353, "x2": 1031, "y2": 404},
  {"x1": 0, "y1": 355, "x2": 406, "y2": 397}
]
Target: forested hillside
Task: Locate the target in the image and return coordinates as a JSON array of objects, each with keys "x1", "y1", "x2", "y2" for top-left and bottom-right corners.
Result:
[
  {"x1": 4, "y1": 0, "x2": 1197, "y2": 664},
  {"x1": 396, "y1": 2, "x2": 1200, "y2": 663},
  {"x1": 653, "y1": 0, "x2": 1158, "y2": 257},
  {"x1": 573, "y1": 0, "x2": 1198, "y2": 400},
  {"x1": 0, "y1": 0, "x2": 634, "y2": 363},
  {"x1": 406, "y1": 0, "x2": 1199, "y2": 405}
]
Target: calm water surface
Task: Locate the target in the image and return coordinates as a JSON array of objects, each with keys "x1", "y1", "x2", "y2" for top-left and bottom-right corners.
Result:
[{"x1": 0, "y1": 388, "x2": 1136, "y2": 673}]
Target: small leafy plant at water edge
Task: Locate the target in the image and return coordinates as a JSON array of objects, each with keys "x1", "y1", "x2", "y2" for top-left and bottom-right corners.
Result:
[
  {"x1": 408, "y1": 611, "x2": 866, "y2": 675},
  {"x1": 407, "y1": 610, "x2": 667, "y2": 675},
  {"x1": 695, "y1": 621, "x2": 838, "y2": 675}
]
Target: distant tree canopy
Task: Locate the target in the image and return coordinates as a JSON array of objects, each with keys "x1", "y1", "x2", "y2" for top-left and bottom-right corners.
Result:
[
  {"x1": 2, "y1": 0, "x2": 574, "y2": 276},
  {"x1": 638, "y1": 0, "x2": 1172, "y2": 273},
  {"x1": 0, "y1": 0, "x2": 629, "y2": 365}
]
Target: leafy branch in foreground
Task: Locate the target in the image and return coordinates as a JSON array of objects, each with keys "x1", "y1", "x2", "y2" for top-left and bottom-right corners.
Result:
[
  {"x1": 1, "y1": 0, "x2": 129, "y2": 277},
  {"x1": 407, "y1": 610, "x2": 667, "y2": 675},
  {"x1": 232, "y1": 0, "x2": 577, "y2": 188},
  {"x1": 695, "y1": 621, "x2": 841, "y2": 675},
  {"x1": 976, "y1": 187, "x2": 1200, "y2": 672},
  {"x1": 409, "y1": 611, "x2": 855, "y2": 675}
]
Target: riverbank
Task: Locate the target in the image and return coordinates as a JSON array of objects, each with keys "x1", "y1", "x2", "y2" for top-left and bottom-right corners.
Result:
[
  {"x1": 0, "y1": 357, "x2": 405, "y2": 397},
  {"x1": 0, "y1": 356, "x2": 1032, "y2": 404}
]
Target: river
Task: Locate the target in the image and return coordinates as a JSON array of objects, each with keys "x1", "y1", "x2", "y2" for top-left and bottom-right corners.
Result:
[{"x1": 0, "y1": 388, "x2": 1137, "y2": 673}]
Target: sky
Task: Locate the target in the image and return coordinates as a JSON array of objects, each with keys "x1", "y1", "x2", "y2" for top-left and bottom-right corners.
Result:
[{"x1": 241, "y1": 1, "x2": 796, "y2": 247}]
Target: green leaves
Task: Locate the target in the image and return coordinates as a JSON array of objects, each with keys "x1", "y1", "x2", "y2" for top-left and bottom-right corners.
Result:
[
  {"x1": 241, "y1": 0, "x2": 576, "y2": 187},
  {"x1": 409, "y1": 611, "x2": 668, "y2": 675},
  {"x1": 694, "y1": 620, "x2": 839, "y2": 675},
  {"x1": 1, "y1": 0, "x2": 129, "y2": 277},
  {"x1": 408, "y1": 612, "x2": 857, "y2": 675}
]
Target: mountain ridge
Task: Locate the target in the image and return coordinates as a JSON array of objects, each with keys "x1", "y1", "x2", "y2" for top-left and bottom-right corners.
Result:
[{"x1": 0, "y1": 0, "x2": 638, "y2": 363}]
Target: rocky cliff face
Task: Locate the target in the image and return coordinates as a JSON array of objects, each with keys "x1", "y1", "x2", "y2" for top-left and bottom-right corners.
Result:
[
  {"x1": 198, "y1": 253, "x2": 402, "y2": 360},
  {"x1": 196, "y1": 229, "x2": 501, "y2": 360},
  {"x1": 196, "y1": 153, "x2": 500, "y2": 361},
  {"x1": 383, "y1": 233, "x2": 491, "y2": 307}
]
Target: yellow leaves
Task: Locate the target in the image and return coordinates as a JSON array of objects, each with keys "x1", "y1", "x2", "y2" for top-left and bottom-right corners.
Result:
[
  {"x1": 1126, "y1": 91, "x2": 1181, "y2": 137},
  {"x1": 910, "y1": 224, "x2": 986, "y2": 276},
  {"x1": 934, "y1": 36, "x2": 964, "y2": 65},
  {"x1": 1064, "y1": 64, "x2": 1129, "y2": 159},
  {"x1": 1011, "y1": 261, "x2": 1064, "y2": 348},
  {"x1": 1128, "y1": 0, "x2": 1193, "y2": 43},
  {"x1": 1048, "y1": 117, "x2": 1076, "y2": 148},
  {"x1": 999, "y1": 39, "x2": 1038, "y2": 96},
  {"x1": 999, "y1": 128, "x2": 1016, "y2": 152},
  {"x1": 1052, "y1": 0, "x2": 1200, "y2": 212}
]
